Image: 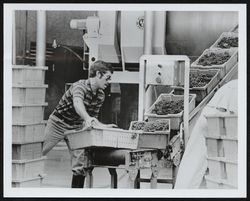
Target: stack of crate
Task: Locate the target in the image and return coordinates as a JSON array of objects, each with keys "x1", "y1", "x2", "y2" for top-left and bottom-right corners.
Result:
[
  {"x1": 12, "y1": 65, "x2": 48, "y2": 187},
  {"x1": 204, "y1": 113, "x2": 238, "y2": 189}
]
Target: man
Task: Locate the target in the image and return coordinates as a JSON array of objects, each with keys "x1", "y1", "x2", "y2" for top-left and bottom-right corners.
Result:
[{"x1": 42, "y1": 60, "x2": 117, "y2": 188}]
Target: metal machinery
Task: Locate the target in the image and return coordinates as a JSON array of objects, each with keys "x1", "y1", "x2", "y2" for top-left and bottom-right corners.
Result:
[
  {"x1": 69, "y1": 11, "x2": 238, "y2": 188},
  {"x1": 70, "y1": 11, "x2": 166, "y2": 82}
]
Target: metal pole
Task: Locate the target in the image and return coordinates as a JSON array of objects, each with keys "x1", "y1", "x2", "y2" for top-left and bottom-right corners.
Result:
[
  {"x1": 12, "y1": 11, "x2": 16, "y2": 65},
  {"x1": 138, "y1": 58, "x2": 146, "y2": 121},
  {"x1": 144, "y1": 11, "x2": 154, "y2": 113},
  {"x1": 161, "y1": 11, "x2": 167, "y2": 54},
  {"x1": 183, "y1": 59, "x2": 190, "y2": 147},
  {"x1": 36, "y1": 10, "x2": 46, "y2": 66}
]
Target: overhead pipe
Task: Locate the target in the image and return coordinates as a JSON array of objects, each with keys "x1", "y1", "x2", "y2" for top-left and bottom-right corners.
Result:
[
  {"x1": 36, "y1": 11, "x2": 46, "y2": 66},
  {"x1": 143, "y1": 11, "x2": 154, "y2": 112},
  {"x1": 12, "y1": 11, "x2": 16, "y2": 65}
]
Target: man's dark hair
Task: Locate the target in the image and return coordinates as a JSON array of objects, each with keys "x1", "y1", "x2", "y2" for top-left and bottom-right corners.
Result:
[{"x1": 89, "y1": 60, "x2": 114, "y2": 78}]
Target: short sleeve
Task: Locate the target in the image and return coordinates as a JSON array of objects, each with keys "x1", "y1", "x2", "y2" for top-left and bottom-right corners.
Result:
[{"x1": 72, "y1": 82, "x2": 87, "y2": 101}]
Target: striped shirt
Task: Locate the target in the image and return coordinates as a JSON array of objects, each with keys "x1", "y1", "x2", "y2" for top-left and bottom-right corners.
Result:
[{"x1": 52, "y1": 79, "x2": 105, "y2": 126}]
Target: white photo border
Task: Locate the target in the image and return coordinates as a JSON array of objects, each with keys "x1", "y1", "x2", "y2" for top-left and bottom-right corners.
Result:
[{"x1": 3, "y1": 3, "x2": 247, "y2": 198}]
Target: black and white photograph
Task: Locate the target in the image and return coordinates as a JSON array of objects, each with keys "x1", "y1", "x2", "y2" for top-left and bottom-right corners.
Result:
[{"x1": 3, "y1": 3, "x2": 247, "y2": 198}]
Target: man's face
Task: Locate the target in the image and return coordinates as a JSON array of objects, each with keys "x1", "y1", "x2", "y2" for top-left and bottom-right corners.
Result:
[{"x1": 97, "y1": 71, "x2": 112, "y2": 90}]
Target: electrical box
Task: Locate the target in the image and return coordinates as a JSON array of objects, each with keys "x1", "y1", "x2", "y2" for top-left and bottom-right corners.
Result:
[{"x1": 142, "y1": 55, "x2": 186, "y2": 86}]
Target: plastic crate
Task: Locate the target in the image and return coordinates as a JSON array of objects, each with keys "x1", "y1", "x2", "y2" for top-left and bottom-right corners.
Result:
[
  {"x1": 207, "y1": 156, "x2": 237, "y2": 186},
  {"x1": 12, "y1": 121, "x2": 46, "y2": 144},
  {"x1": 210, "y1": 32, "x2": 238, "y2": 49},
  {"x1": 12, "y1": 65, "x2": 48, "y2": 86},
  {"x1": 12, "y1": 174, "x2": 46, "y2": 188},
  {"x1": 191, "y1": 48, "x2": 238, "y2": 79},
  {"x1": 12, "y1": 142, "x2": 43, "y2": 160},
  {"x1": 12, "y1": 157, "x2": 46, "y2": 180},
  {"x1": 137, "y1": 132, "x2": 170, "y2": 149},
  {"x1": 12, "y1": 85, "x2": 48, "y2": 104},
  {"x1": 12, "y1": 103, "x2": 48, "y2": 124},
  {"x1": 65, "y1": 126, "x2": 171, "y2": 150},
  {"x1": 173, "y1": 69, "x2": 220, "y2": 103},
  {"x1": 65, "y1": 127, "x2": 139, "y2": 150},
  {"x1": 205, "y1": 114, "x2": 238, "y2": 138},
  {"x1": 205, "y1": 175, "x2": 237, "y2": 189},
  {"x1": 129, "y1": 120, "x2": 171, "y2": 149},
  {"x1": 145, "y1": 93, "x2": 196, "y2": 130},
  {"x1": 204, "y1": 135, "x2": 237, "y2": 162}
]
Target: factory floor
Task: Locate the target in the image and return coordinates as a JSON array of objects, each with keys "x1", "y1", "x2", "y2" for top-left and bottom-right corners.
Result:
[{"x1": 41, "y1": 142, "x2": 173, "y2": 189}]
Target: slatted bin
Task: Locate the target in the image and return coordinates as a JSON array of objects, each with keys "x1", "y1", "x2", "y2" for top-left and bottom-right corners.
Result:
[
  {"x1": 207, "y1": 157, "x2": 237, "y2": 187},
  {"x1": 173, "y1": 69, "x2": 220, "y2": 103},
  {"x1": 12, "y1": 85, "x2": 48, "y2": 104},
  {"x1": 12, "y1": 174, "x2": 46, "y2": 188},
  {"x1": 205, "y1": 175, "x2": 237, "y2": 189},
  {"x1": 12, "y1": 121, "x2": 46, "y2": 144},
  {"x1": 210, "y1": 32, "x2": 238, "y2": 49},
  {"x1": 204, "y1": 135, "x2": 237, "y2": 162},
  {"x1": 12, "y1": 65, "x2": 48, "y2": 86},
  {"x1": 12, "y1": 103, "x2": 48, "y2": 125},
  {"x1": 12, "y1": 142, "x2": 43, "y2": 160},
  {"x1": 191, "y1": 48, "x2": 238, "y2": 79},
  {"x1": 12, "y1": 157, "x2": 46, "y2": 180},
  {"x1": 145, "y1": 93, "x2": 196, "y2": 130},
  {"x1": 205, "y1": 114, "x2": 238, "y2": 138}
]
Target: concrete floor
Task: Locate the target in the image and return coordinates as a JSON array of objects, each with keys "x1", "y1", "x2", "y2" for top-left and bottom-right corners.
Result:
[{"x1": 41, "y1": 142, "x2": 173, "y2": 189}]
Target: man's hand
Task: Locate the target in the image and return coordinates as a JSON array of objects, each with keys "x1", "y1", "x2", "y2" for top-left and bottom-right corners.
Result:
[
  {"x1": 85, "y1": 117, "x2": 99, "y2": 128},
  {"x1": 84, "y1": 117, "x2": 118, "y2": 129},
  {"x1": 104, "y1": 124, "x2": 118, "y2": 128}
]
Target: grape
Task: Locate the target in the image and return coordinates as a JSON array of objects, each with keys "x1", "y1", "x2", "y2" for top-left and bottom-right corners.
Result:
[
  {"x1": 152, "y1": 99, "x2": 184, "y2": 115},
  {"x1": 130, "y1": 119, "x2": 170, "y2": 132},
  {"x1": 217, "y1": 37, "x2": 238, "y2": 48},
  {"x1": 197, "y1": 52, "x2": 231, "y2": 66},
  {"x1": 189, "y1": 71, "x2": 216, "y2": 88},
  {"x1": 130, "y1": 121, "x2": 146, "y2": 131}
]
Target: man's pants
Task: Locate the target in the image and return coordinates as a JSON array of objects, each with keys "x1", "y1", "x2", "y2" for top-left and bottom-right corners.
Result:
[{"x1": 43, "y1": 115, "x2": 86, "y2": 176}]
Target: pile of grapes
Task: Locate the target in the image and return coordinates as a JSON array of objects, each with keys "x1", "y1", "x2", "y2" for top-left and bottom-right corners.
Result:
[
  {"x1": 189, "y1": 71, "x2": 216, "y2": 88},
  {"x1": 130, "y1": 121, "x2": 146, "y2": 131},
  {"x1": 151, "y1": 99, "x2": 184, "y2": 115},
  {"x1": 217, "y1": 37, "x2": 238, "y2": 49},
  {"x1": 197, "y1": 52, "x2": 231, "y2": 66},
  {"x1": 130, "y1": 119, "x2": 169, "y2": 132}
]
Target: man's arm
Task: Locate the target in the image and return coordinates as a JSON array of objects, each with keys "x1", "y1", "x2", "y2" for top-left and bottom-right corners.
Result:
[
  {"x1": 73, "y1": 90, "x2": 118, "y2": 129},
  {"x1": 73, "y1": 96, "x2": 98, "y2": 127},
  {"x1": 95, "y1": 121, "x2": 118, "y2": 128}
]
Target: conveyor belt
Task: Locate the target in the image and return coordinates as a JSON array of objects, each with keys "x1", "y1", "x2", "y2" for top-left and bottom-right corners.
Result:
[
  {"x1": 189, "y1": 63, "x2": 238, "y2": 121},
  {"x1": 188, "y1": 63, "x2": 238, "y2": 136}
]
